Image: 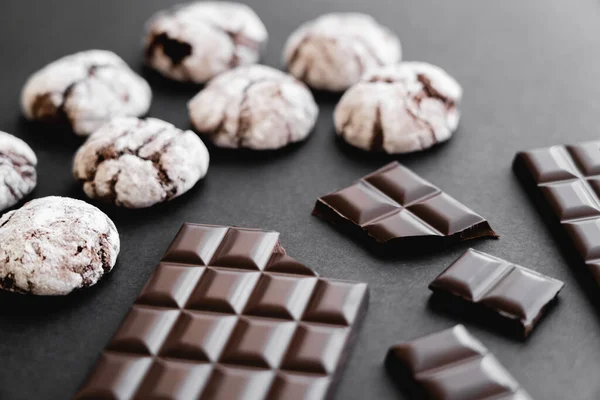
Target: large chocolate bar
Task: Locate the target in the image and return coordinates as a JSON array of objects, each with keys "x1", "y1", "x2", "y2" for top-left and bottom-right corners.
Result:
[
  {"x1": 75, "y1": 224, "x2": 369, "y2": 400},
  {"x1": 385, "y1": 325, "x2": 533, "y2": 399},
  {"x1": 429, "y1": 249, "x2": 564, "y2": 338},
  {"x1": 312, "y1": 162, "x2": 498, "y2": 253},
  {"x1": 514, "y1": 142, "x2": 600, "y2": 286}
]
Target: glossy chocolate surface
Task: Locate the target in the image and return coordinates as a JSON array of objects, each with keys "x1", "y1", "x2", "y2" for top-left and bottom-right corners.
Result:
[
  {"x1": 429, "y1": 249, "x2": 564, "y2": 338},
  {"x1": 312, "y1": 162, "x2": 498, "y2": 252},
  {"x1": 75, "y1": 224, "x2": 369, "y2": 400},
  {"x1": 385, "y1": 325, "x2": 533, "y2": 400},
  {"x1": 514, "y1": 142, "x2": 600, "y2": 286}
]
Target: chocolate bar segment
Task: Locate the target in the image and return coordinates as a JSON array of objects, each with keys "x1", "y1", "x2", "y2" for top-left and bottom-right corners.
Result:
[
  {"x1": 385, "y1": 325, "x2": 533, "y2": 400},
  {"x1": 514, "y1": 142, "x2": 600, "y2": 286},
  {"x1": 312, "y1": 162, "x2": 497, "y2": 252},
  {"x1": 75, "y1": 224, "x2": 369, "y2": 400},
  {"x1": 429, "y1": 249, "x2": 564, "y2": 338}
]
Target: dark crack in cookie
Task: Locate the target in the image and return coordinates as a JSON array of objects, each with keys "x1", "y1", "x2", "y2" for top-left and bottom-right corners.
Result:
[
  {"x1": 145, "y1": 1, "x2": 268, "y2": 83},
  {"x1": 0, "y1": 131, "x2": 37, "y2": 212},
  {"x1": 21, "y1": 50, "x2": 152, "y2": 136},
  {"x1": 0, "y1": 196, "x2": 120, "y2": 295},
  {"x1": 188, "y1": 65, "x2": 318, "y2": 150},
  {"x1": 334, "y1": 62, "x2": 462, "y2": 154},
  {"x1": 73, "y1": 117, "x2": 210, "y2": 208},
  {"x1": 283, "y1": 13, "x2": 401, "y2": 92}
]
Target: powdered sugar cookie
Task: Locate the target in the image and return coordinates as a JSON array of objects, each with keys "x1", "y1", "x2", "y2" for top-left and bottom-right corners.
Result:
[
  {"x1": 0, "y1": 196, "x2": 120, "y2": 295},
  {"x1": 0, "y1": 131, "x2": 37, "y2": 211},
  {"x1": 145, "y1": 1, "x2": 268, "y2": 83},
  {"x1": 73, "y1": 117, "x2": 209, "y2": 208},
  {"x1": 334, "y1": 62, "x2": 462, "y2": 153},
  {"x1": 21, "y1": 50, "x2": 151, "y2": 136},
  {"x1": 188, "y1": 65, "x2": 318, "y2": 150}
]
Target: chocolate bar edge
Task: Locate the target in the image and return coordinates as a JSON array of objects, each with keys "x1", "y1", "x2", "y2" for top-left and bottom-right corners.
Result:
[{"x1": 512, "y1": 152, "x2": 600, "y2": 289}]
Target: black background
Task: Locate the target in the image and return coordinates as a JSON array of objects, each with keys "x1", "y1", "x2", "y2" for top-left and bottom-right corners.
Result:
[{"x1": 0, "y1": 0, "x2": 599, "y2": 399}]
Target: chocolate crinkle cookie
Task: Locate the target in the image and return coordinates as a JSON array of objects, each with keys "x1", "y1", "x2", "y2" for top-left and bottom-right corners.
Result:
[
  {"x1": 0, "y1": 196, "x2": 120, "y2": 295},
  {"x1": 21, "y1": 50, "x2": 152, "y2": 136},
  {"x1": 73, "y1": 117, "x2": 209, "y2": 208},
  {"x1": 144, "y1": 1, "x2": 268, "y2": 83},
  {"x1": 0, "y1": 131, "x2": 37, "y2": 212},
  {"x1": 188, "y1": 65, "x2": 318, "y2": 150},
  {"x1": 283, "y1": 13, "x2": 401, "y2": 92},
  {"x1": 334, "y1": 62, "x2": 462, "y2": 154}
]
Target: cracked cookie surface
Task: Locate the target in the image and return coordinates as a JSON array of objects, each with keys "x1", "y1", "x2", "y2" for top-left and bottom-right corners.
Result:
[
  {"x1": 0, "y1": 131, "x2": 37, "y2": 212},
  {"x1": 21, "y1": 50, "x2": 152, "y2": 136},
  {"x1": 145, "y1": 1, "x2": 268, "y2": 83},
  {"x1": 334, "y1": 62, "x2": 462, "y2": 154},
  {"x1": 73, "y1": 117, "x2": 209, "y2": 208},
  {"x1": 188, "y1": 64, "x2": 318, "y2": 150},
  {"x1": 0, "y1": 196, "x2": 120, "y2": 295},
  {"x1": 283, "y1": 13, "x2": 401, "y2": 92}
]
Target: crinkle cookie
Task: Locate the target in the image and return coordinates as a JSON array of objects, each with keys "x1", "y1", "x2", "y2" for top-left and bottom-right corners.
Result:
[
  {"x1": 145, "y1": 1, "x2": 268, "y2": 83},
  {"x1": 21, "y1": 50, "x2": 152, "y2": 136},
  {"x1": 0, "y1": 196, "x2": 120, "y2": 295},
  {"x1": 283, "y1": 13, "x2": 401, "y2": 92},
  {"x1": 334, "y1": 62, "x2": 462, "y2": 154},
  {"x1": 189, "y1": 65, "x2": 318, "y2": 150},
  {"x1": 0, "y1": 131, "x2": 37, "y2": 212},
  {"x1": 73, "y1": 117, "x2": 210, "y2": 208}
]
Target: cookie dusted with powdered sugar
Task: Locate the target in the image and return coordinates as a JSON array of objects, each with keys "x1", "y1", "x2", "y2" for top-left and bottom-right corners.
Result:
[
  {"x1": 0, "y1": 196, "x2": 120, "y2": 295},
  {"x1": 188, "y1": 65, "x2": 318, "y2": 150},
  {"x1": 21, "y1": 50, "x2": 151, "y2": 136},
  {"x1": 73, "y1": 117, "x2": 209, "y2": 208},
  {"x1": 0, "y1": 131, "x2": 37, "y2": 212},
  {"x1": 145, "y1": 1, "x2": 268, "y2": 83},
  {"x1": 283, "y1": 13, "x2": 401, "y2": 92},
  {"x1": 334, "y1": 62, "x2": 462, "y2": 154}
]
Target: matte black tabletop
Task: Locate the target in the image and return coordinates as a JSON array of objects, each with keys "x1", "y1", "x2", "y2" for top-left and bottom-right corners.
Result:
[{"x1": 0, "y1": 1, "x2": 599, "y2": 399}]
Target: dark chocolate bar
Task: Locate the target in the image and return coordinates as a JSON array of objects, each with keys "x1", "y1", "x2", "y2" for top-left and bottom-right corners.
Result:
[
  {"x1": 312, "y1": 162, "x2": 498, "y2": 253},
  {"x1": 75, "y1": 224, "x2": 369, "y2": 400},
  {"x1": 514, "y1": 142, "x2": 600, "y2": 287},
  {"x1": 429, "y1": 249, "x2": 564, "y2": 338},
  {"x1": 385, "y1": 325, "x2": 533, "y2": 400}
]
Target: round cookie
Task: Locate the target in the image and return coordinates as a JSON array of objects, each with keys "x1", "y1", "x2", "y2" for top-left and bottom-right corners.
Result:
[
  {"x1": 73, "y1": 117, "x2": 210, "y2": 208},
  {"x1": 145, "y1": 1, "x2": 268, "y2": 83},
  {"x1": 0, "y1": 131, "x2": 37, "y2": 212},
  {"x1": 283, "y1": 13, "x2": 401, "y2": 92},
  {"x1": 0, "y1": 196, "x2": 120, "y2": 295},
  {"x1": 21, "y1": 50, "x2": 152, "y2": 136},
  {"x1": 188, "y1": 65, "x2": 318, "y2": 150},
  {"x1": 334, "y1": 62, "x2": 462, "y2": 154}
]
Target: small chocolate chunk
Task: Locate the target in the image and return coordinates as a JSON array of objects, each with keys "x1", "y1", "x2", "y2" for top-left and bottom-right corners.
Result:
[
  {"x1": 429, "y1": 249, "x2": 564, "y2": 338},
  {"x1": 312, "y1": 162, "x2": 498, "y2": 253},
  {"x1": 385, "y1": 325, "x2": 533, "y2": 399}
]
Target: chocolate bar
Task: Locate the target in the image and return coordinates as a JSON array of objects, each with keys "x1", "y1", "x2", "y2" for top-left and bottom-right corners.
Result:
[
  {"x1": 385, "y1": 325, "x2": 533, "y2": 399},
  {"x1": 429, "y1": 249, "x2": 564, "y2": 338},
  {"x1": 75, "y1": 224, "x2": 369, "y2": 400},
  {"x1": 312, "y1": 162, "x2": 498, "y2": 253},
  {"x1": 514, "y1": 142, "x2": 600, "y2": 286}
]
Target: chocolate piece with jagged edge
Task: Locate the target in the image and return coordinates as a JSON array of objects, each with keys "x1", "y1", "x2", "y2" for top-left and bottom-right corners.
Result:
[
  {"x1": 514, "y1": 141, "x2": 600, "y2": 288},
  {"x1": 74, "y1": 223, "x2": 369, "y2": 400},
  {"x1": 385, "y1": 325, "x2": 533, "y2": 400},
  {"x1": 312, "y1": 162, "x2": 498, "y2": 253},
  {"x1": 429, "y1": 249, "x2": 564, "y2": 338}
]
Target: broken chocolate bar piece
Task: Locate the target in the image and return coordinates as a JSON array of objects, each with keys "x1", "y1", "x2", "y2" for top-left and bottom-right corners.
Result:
[
  {"x1": 312, "y1": 162, "x2": 498, "y2": 252},
  {"x1": 429, "y1": 249, "x2": 564, "y2": 338},
  {"x1": 74, "y1": 224, "x2": 369, "y2": 400},
  {"x1": 514, "y1": 141, "x2": 600, "y2": 287},
  {"x1": 385, "y1": 325, "x2": 533, "y2": 399}
]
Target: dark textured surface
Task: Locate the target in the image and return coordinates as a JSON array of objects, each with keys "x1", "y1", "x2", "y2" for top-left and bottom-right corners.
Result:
[{"x1": 0, "y1": 1, "x2": 599, "y2": 399}]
